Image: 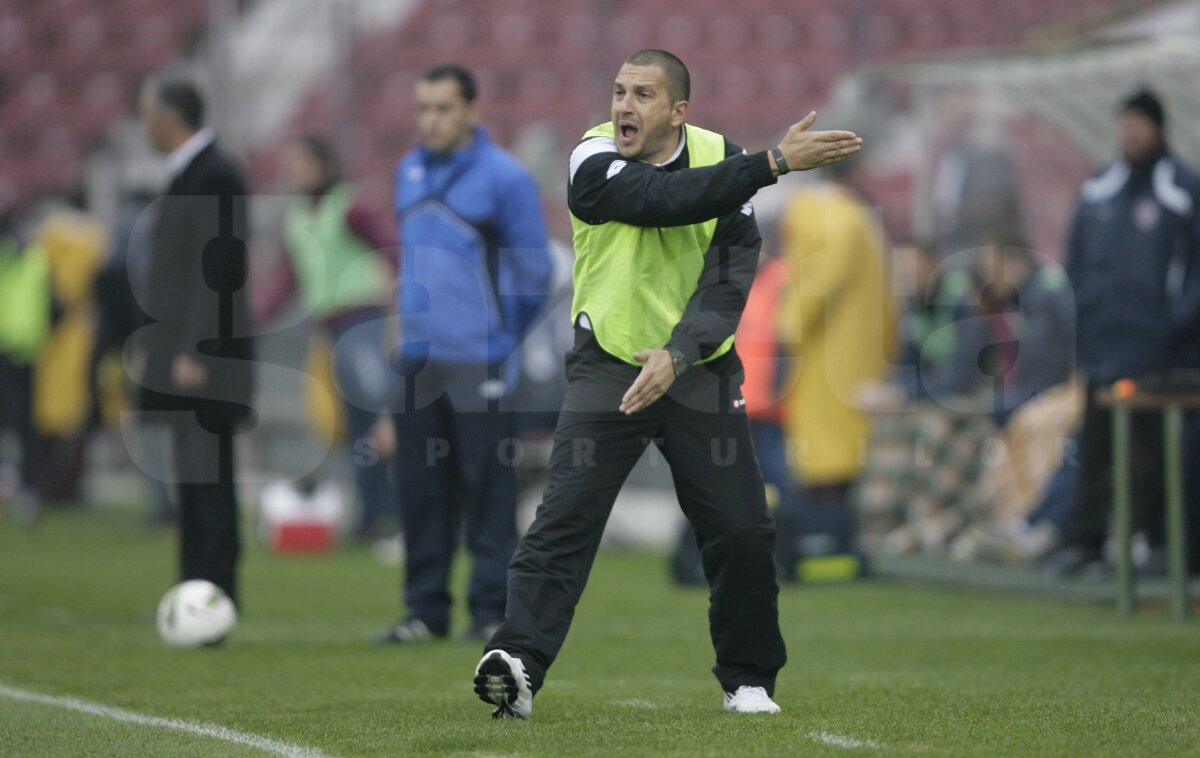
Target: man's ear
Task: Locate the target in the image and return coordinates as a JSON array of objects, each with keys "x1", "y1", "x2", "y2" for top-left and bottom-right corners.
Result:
[{"x1": 670, "y1": 100, "x2": 689, "y2": 128}]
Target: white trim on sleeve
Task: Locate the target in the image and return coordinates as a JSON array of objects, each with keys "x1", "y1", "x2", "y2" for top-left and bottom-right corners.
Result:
[
  {"x1": 569, "y1": 137, "x2": 619, "y2": 185},
  {"x1": 1153, "y1": 159, "x2": 1193, "y2": 216}
]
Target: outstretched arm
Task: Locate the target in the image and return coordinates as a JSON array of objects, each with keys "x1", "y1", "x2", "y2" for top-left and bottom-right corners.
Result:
[
  {"x1": 570, "y1": 112, "x2": 861, "y2": 229},
  {"x1": 569, "y1": 140, "x2": 775, "y2": 228}
]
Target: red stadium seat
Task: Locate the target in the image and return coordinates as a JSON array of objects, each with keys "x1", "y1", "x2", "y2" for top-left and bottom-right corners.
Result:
[
  {"x1": 64, "y1": 14, "x2": 104, "y2": 53},
  {"x1": 4, "y1": 0, "x2": 211, "y2": 207},
  {"x1": 204, "y1": 0, "x2": 1138, "y2": 205},
  {"x1": 0, "y1": 14, "x2": 34, "y2": 67}
]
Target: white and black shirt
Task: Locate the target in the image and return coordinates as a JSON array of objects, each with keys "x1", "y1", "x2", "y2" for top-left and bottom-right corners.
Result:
[{"x1": 567, "y1": 128, "x2": 778, "y2": 366}]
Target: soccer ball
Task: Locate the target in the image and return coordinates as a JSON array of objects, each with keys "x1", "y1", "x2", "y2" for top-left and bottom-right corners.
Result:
[{"x1": 156, "y1": 580, "x2": 237, "y2": 647}]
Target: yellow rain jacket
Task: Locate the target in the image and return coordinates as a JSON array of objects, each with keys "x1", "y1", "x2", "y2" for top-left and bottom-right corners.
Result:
[
  {"x1": 32, "y1": 211, "x2": 106, "y2": 436},
  {"x1": 776, "y1": 185, "x2": 897, "y2": 486}
]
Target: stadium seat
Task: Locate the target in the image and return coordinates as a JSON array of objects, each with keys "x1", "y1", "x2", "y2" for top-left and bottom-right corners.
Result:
[
  {"x1": 2, "y1": 0, "x2": 1123, "y2": 208},
  {"x1": 2, "y1": 0, "x2": 212, "y2": 208},
  {"x1": 0, "y1": 14, "x2": 30, "y2": 62},
  {"x1": 64, "y1": 14, "x2": 104, "y2": 53}
]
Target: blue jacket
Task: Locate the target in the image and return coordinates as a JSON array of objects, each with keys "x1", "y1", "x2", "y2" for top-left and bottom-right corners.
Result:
[
  {"x1": 1064, "y1": 152, "x2": 1200, "y2": 384},
  {"x1": 395, "y1": 127, "x2": 551, "y2": 365}
]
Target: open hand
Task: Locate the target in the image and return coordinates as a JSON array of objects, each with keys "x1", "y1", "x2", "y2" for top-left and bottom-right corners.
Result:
[
  {"x1": 368, "y1": 417, "x2": 396, "y2": 459},
  {"x1": 620, "y1": 349, "x2": 676, "y2": 415},
  {"x1": 776, "y1": 112, "x2": 862, "y2": 172}
]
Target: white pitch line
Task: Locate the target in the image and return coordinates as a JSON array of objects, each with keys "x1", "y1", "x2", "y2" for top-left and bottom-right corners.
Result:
[
  {"x1": 807, "y1": 731, "x2": 879, "y2": 749},
  {"x1": 0, "y1": 682, "x2": 331, "y2": 758}
]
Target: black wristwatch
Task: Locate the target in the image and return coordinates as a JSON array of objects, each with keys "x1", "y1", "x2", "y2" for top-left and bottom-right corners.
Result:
[
  {"x1": 770, "y1": 145, "x2": 791, "y2": 175},
  {"x1": 666, "y1": 345, "x2": 689, "y2": 377}
]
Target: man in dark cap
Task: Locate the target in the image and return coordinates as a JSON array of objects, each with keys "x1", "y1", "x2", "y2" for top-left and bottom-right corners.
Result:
[{"x1": 1041, "y1": 88, "x2": 1200, "y2": 576}]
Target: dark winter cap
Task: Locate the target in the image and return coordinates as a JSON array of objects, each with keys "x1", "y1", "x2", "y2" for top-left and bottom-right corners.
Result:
[{"x1": 1121, "y1": 89, "x2": 1166, "y2": 129}]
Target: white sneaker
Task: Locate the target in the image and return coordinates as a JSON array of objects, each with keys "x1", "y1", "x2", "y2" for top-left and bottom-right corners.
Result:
[
  {"x1": 723, "y1": 686, "x2": 781, "y2": 713},
  {"x1": 473, "y1": 649, "x2": 532, "y2": 719}
]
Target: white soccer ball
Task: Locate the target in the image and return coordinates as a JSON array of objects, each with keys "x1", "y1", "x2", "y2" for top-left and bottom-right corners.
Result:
[{"x1": 156, "y1": 580, "x2": 237, "y2": 648}]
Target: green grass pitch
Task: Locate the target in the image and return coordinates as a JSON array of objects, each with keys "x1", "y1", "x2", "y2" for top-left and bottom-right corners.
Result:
[{"x1": 1, "y1": 506, "x2": 1198, "y2": 756}]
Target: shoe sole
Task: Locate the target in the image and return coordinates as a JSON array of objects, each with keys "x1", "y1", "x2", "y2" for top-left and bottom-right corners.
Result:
[{"x1": 473, "y1": 653, "x2": 522, "y2": 719}]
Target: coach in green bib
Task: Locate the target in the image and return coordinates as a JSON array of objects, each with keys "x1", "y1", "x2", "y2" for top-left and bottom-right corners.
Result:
[
  {"x1": 473, "y1": 49, "x2": 864, "y2": 719},
  {"x1": 273, "y1": 135, "x2": 400, "y2": 540},
  {"x1": 570, "y1": 120, "x2": 733, "y2": 367}
]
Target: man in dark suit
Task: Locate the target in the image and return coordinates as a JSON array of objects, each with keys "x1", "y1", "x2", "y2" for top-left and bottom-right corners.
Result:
[{"x1": 136, "y1": 77, "x2": 254, "y2": 605}]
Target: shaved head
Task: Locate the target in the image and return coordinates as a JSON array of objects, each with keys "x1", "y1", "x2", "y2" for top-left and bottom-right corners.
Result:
[{"x1": 625, "y1": 49, "x2": 690, "y2": 103}]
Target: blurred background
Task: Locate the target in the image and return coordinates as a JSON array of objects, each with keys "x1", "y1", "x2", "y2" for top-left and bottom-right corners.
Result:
[
  {"x1": 3, "y1": 1, "x2": 1196, "y2": 238},
  {"x1": 1, "y1": 0, "x2": 1198, "y2": 588}
]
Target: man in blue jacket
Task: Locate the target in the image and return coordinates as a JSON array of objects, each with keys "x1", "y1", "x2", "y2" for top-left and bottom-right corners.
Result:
[
  {"x1": 1042, "y1": 89, "x2": 1200, "y2": 576},
  {"x1": 375, "y1": 64, "x2": 552, "y2": 643}
]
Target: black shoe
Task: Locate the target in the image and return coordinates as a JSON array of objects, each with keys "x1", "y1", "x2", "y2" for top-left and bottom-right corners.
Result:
[
  {"x1": 371, "y1": 617, "x2": 442, "y2": 644},
  {"x1": 1136, "y1": 546, "x2": 1169, "y2": 578},
  {"x1": 1038, "y1": 545, "x2": 1104, "y2": 578},
  {"x1": 460, "y1": 620, "x2": 501, "y2": 643}
]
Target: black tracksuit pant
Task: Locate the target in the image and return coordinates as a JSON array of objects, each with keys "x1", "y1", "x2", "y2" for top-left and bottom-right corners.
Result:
[
  {"x1": 393, "y1": 360, "x2": 518, "y2": 633},
  {"x1": 488, "y1": 328, "x2": 787, "y2": 696},
  {"x1": 174, "y1": 422, "x2": 241, "y2": 606},
  {"x1": 0, "y1": 355, "x2": 38, "y2": 492}
]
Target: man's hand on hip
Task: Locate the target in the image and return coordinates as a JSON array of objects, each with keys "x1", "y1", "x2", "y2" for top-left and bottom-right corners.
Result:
[
  {"x1": 171, "y1": 354, "x2": 209, "y2": 391},
  {"x1": 771, "y1": 111, "x2": 862, "y2": 174},
  {"x1": 620, "y1": 349, "x2": 676, "y2": 415}
]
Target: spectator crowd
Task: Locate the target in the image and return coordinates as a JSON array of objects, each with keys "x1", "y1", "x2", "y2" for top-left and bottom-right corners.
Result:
[{"x1": 2, "y1": 70, "x2": 1199, "y2": 608}]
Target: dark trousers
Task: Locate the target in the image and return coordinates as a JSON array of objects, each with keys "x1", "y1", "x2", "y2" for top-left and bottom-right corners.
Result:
[
  {"x1": 393, "y1": 361, "x2": 517, "y2": 633},
  {"x1": 792, "y1": 482, "x2": 856, "y2": 557},
  {"x1": 0, "y1": 355, "x2": 38, "y2": 491},
  {"x1": 327, "y1": 309, "x2": 400, "y2": 536},
  {"x1": 1186, "y1": 414, "x2": 1200, "y2": 572},
  {"x1": 1026, "y1": 457, "x2": 1080, "y2": 533},
  {"x1": 342, "y1": 399, "x2": 398, "y2": 534},
  {"x1": 489, "y1": 331, "x2": 786, "y2": 696},
  {"x1": 174, "y1": 423, "x2": 241, "y2": 605},
  {"x1": 1066, "y1": 384, "x2": 1165, "y2": 550},
  {"x1": 752, "y1": 421, "x2": 792, "y2": 502},
  {"x1": 672, "y1": 420, "x2": 795, "y2": 584}
]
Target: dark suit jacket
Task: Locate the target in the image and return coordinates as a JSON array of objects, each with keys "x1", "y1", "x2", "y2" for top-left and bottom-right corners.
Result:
[{"x1": 138, "y1": 140, "x2": 255, "y2": 432}]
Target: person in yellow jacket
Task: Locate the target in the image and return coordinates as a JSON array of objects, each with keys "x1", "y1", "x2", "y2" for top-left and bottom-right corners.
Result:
[
  {"x1": 775, "y1": 164, "x2": 897, "y2": 579},
  {"x1": 30, "y1": 207, "x2": 107, "y2": 504},
  {"x1": 32, "y1": 209, "x2": 106, "y2": 434}
]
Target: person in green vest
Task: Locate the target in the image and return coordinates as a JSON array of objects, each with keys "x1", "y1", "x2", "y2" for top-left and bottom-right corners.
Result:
[
  {"x1": 0, "y1": 211, "x2": 51, "y2": 524},
  {"x1": 472, "y1": 49, "x2": 863, "y2": 719},
  {"x1": 266, "y1": 135, "x2": 400, "y2": 540}
]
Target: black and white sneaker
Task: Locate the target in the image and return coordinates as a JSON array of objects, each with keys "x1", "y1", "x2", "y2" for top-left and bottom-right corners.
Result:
[
  {"x1": 473, "y1": 649, "x2": 532, "y2": 719},
  {"x1": 459, "y1": 620, "x2": 502, "y2": 643}
]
